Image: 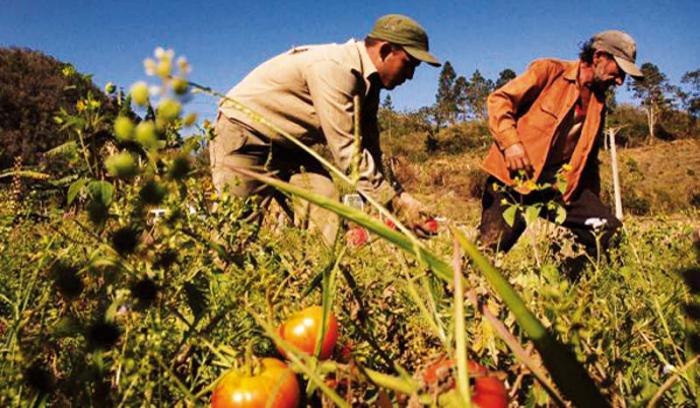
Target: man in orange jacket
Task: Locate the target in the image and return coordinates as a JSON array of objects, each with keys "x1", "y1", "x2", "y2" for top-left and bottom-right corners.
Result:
[{"x1": 479, "y1": 30, "x2": 643, "y2": 254}]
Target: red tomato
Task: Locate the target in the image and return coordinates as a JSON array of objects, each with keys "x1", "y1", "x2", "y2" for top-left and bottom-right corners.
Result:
[
  {"x1": 384, "y1": 218, "x2": 397, "y2": 230},
  {"x1": 277, "y1": 306, "x2": 339, "y2": 360},
  {"x1": 346, "y1": 227, "x2": 369, "y2": 247},
  {"x1": 422, "y1": 358, "x2": 507, "y2": 408},
  {"x1": 423, "y1": 218, "x2": 439, "y2": 234},
  {"x1": 211, "y1": 358, "x2": 300, "y2": 408}
]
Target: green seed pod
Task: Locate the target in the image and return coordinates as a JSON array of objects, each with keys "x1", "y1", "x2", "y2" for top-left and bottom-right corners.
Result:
[
  {"x1": 157, "y1": 98, "x2": 181, "y2": 122},
  {"x1": 105, "y1": 152, "x2": 138, "y2": 178},
  {"x1": 113, "y1": 116, "x2": 135, "y2": 141},
  {"x1": 135, "y1": 121, "x2": 158, "y2": 150},
  {"x1": 183, "y1": 112, "x2": 197, "y2": 127},
  {"x1": 172, "y1": 77, "x2": 189, "y2": 95},
  {"x1": 104, "y1": 82, "x2": 116, "y2": 94},
  {"x1": 130, "y1": 81, "x2": 150, "y2": 106}
]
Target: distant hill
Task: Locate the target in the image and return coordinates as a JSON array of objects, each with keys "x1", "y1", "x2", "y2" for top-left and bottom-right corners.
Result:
[
  {"x1": 0, "y1": 47, "x2": 107, "y2": 169},
  {"x1": 387, "y1": 137, "x2": 700, "y2": 221}
]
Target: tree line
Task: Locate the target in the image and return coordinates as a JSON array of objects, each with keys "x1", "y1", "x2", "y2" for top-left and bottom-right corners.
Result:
[{"x1": 380, "y1": 60, "x2": 700, "y2": 148}]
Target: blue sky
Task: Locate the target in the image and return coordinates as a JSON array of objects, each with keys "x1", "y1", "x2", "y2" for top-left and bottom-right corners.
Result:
[{"x1": 2, "y1": 0, "x2": 698, "y2": 120}]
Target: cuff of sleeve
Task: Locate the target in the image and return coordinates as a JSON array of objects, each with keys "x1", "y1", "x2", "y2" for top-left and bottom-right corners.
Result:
[{"x1": 497, "y1": 129, "x2": 521, "y2": 150}]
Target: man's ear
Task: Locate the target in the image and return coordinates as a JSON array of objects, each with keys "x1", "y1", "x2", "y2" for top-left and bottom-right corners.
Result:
[{"x1": 378, "y1": 42, "x2": 394, "y2": 61}]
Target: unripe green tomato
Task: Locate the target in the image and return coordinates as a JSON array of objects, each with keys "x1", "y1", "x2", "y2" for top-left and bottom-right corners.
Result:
[
  {"x1": 114, "y1": 116, "x2": 135, "y2": 141},
  {"x1": 130, "y1": 81, "x2": 150, "y2": 106}
]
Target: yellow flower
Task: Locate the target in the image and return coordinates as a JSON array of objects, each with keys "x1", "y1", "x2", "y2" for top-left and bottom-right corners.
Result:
[
  {"x1": 75, "y1": 100, "x2": 86, "y2": 112},
  {"x1": 562, "y1": 163, "x2": 573, "y2": 172},
  {"x1": 525, "y1": 180, "x2": 538, "y2": 190}
]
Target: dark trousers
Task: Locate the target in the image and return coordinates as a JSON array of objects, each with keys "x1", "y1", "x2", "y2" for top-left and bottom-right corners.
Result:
[{"x1": 478, "y1": 176, "x2": 622, "y2": 255}]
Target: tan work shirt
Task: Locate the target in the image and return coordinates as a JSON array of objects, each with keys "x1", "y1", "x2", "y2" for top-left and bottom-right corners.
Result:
[
  {"x1": 482, "y1": 59, "x2": 605, "y2": 201},
  {"x1": 219, "y1": 39, "x2": 397, "y2": 204}
]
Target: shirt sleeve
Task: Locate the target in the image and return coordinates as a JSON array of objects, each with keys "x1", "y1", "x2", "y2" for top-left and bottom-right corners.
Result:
[
  {"x1": 305, "y1": 60, "x2": 398, "y2": 204},
  {"x1": 487, "y1": 59, "x2": 555, "y2": 150}
]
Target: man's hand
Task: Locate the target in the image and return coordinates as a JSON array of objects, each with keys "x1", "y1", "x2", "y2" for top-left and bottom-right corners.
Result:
[
  {"x1": 391, "y1": 192, "x2": 435, "y2": 237},
  {"x1": 504, "y1": 142, "x2": 534, "y2": 178}
]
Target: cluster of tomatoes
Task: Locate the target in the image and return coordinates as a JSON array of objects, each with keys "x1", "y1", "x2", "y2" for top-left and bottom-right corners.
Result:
[
  {"x1": 211, "y1": 306, "x2": 338, "y2": 408},
  {"x1": 211, "y1": 305, "x2": 508, "y2": 407}
]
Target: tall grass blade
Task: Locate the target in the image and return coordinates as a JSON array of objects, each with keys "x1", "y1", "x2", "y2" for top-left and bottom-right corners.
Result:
[{"x1": 451, "y1": 227, "x2": 609, "y2": 407}]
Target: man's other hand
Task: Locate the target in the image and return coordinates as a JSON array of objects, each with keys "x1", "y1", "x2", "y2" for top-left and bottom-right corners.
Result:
[{"x1": 504, "y1": 142, "x2": 534, "y2": 178}]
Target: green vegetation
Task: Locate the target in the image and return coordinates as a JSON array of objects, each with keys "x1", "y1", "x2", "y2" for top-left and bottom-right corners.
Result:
[{"x1": 1, "y1": 48, "x2": 699, "y2": 407}]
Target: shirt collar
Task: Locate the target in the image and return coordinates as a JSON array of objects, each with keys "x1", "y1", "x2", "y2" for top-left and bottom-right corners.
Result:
[
  {"x1": 564, "y1": 60, "x2": 579, "y2": 82},
  {"x1": 355, "y1": 39, "x2": 378, "y2": 80}
]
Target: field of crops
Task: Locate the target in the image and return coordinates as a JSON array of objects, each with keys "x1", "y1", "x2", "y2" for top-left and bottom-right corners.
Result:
[{"x1": 1, "y1": 49, "x2": 699, "y2": 407}]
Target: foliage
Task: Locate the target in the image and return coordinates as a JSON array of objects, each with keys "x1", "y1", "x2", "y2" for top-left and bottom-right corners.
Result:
[
  {"x1": 0, "y1": 47, "x2": 111, "y2": 169},
  {"x1": 628, "y1": 62, "x2": 678, "y2": 144},
  {"x1": 1, "y1": 47, "x2": 699, "y2": 407}
]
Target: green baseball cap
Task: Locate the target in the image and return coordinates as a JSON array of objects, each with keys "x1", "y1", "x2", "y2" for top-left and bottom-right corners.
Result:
[
  {"x1": 592, "y1": 30, "x2": 643, "y2": 78},
  {"x1": 368, "y1": 14, "x2": 441, "y2": 67}
]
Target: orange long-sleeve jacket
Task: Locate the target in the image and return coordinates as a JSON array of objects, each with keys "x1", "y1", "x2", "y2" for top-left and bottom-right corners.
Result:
[{"x1": 481, "y1": 58, "x2": 606, "y2": 202}]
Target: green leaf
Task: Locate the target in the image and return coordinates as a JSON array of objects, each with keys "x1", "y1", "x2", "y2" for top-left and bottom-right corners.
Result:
[
  {"x1": 555, "y1": 206, "x2": 567, "y2": 225},
  {"x1": 502, "y1": 205, "x2": 518, "y2": 227},
  {"x1": 87, "y1": 180, "x2": 114, "y2": 207},
  {"x1": 44, "y1": 141, "x2": 78, "y2": 157},
  {"x1": 67, "y1": 178, "x2": 89, "y2": 205},
  {"x1": 525, "y1": 205, "x2": 540, "y2": 225}
]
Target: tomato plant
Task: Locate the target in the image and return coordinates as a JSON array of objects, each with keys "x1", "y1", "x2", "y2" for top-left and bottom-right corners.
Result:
[
  {"x1": 277, "y1": 306, "x2": 339, "y2": 360},
  {"x1": 422, "y1": 358, "x2": 508, "y2": 408},
  {"x1": 211, "y1": 358, "x2": 300, "y2": 408}
]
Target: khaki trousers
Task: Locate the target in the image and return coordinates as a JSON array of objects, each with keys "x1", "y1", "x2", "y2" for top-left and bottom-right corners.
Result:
[{"x1": 210, "y1": 113, "x2": 340, "y2": 245}]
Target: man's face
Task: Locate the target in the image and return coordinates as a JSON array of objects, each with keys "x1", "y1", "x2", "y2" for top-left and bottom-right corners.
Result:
[
  {"x1": 378, "y1": 46, "x2": 420, "y2": 90},
  {"x1": 591, "y1": 52, "x2": 626, "y2": 92}
]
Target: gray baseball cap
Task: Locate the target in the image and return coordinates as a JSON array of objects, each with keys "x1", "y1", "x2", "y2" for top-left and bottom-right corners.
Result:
[{"x1": 592, "y1": 30, "x2": 643, "y2": 78}]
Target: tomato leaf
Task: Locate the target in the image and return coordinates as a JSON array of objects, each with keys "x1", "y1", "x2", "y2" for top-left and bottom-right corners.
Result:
[
  {"x1": 502, "y1": 205, "x2": 518, "y2": 227},
  {"x1": 87, "y1": 180, "x2": 114, "y2": 207},
  {"x1": 67, "y1": 178, "x2": 89, "y2": 205},
  {"x1": 555, "y1": 206, "x2": 567, "y2": 225},
  {"x1": 525, "y1": 206, "x2": 540, "y2": 225}
]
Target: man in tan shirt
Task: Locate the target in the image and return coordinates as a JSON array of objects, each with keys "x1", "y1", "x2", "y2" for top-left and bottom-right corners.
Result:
[
  {"x1": 211, "y1": 14, "x2": 440, "y2": 244},
  {"x1": 479, "y1": 30, "x2": 643, "y2": 256}
]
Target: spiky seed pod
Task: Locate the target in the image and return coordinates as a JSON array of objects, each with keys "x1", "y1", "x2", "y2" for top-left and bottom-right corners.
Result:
[
  {"x1": 104, "y1": 82, "x2": 116, "y2": 94},
  {"x1": 130, "y1": 278, "x2": 159, "y2": 307},
  {"x1": 168, "y1": 156, "x2": 190, "y2": 180},
  {"x1": 139, "y1": 180, "x2": 167, "y2": 205},
  {"x1": 682, "y1": 267, "x2": 700, "y2": 294},
  {"x1": 130, "y1": 81, "x2": 150, "y2": 106},
  {"x1": 135, "y1": 120, "x2": 159, "y2": 150},
  {"x1": 113, "y1": 116, "x2": 135, "y2": 141},
  {"x1": 87, "y1": 321, "x2": 121, "y2": 350},
  {"x1": 157, "y1": 99, "x2": 181, "y2": 121},
  {"x1": 172, "y1": 78, "x2": 188, "y2": 95},
  {"x1": 51, "y1": 262, "x2": 83, "y2": 299},
  {"x1": 111, "y1": 226, "x2": 140, "y2": 255},
  {"x1": 105, "y1": 152, "x2": 138, "y2": 179},
  {"x1": 154, "y1": 249, "x2": 178, "y2": 270},
  {"x1": 24, "y1": 363, "x2": 55, "y2": 393},
  {"x1": 87, "y1": 201, "x2": 109, "y2": 225},
  {"x1": 684, "y1": 303, "x2": 700, "y2": 320}
]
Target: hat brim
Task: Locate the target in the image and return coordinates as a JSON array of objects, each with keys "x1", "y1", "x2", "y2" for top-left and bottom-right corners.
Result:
[
  {"x1": 613, "y1": 55, "x2": 643, "y2": 79},
  {"x1": 403, "y1": 46, "x2": 441, "y2": 67}
]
